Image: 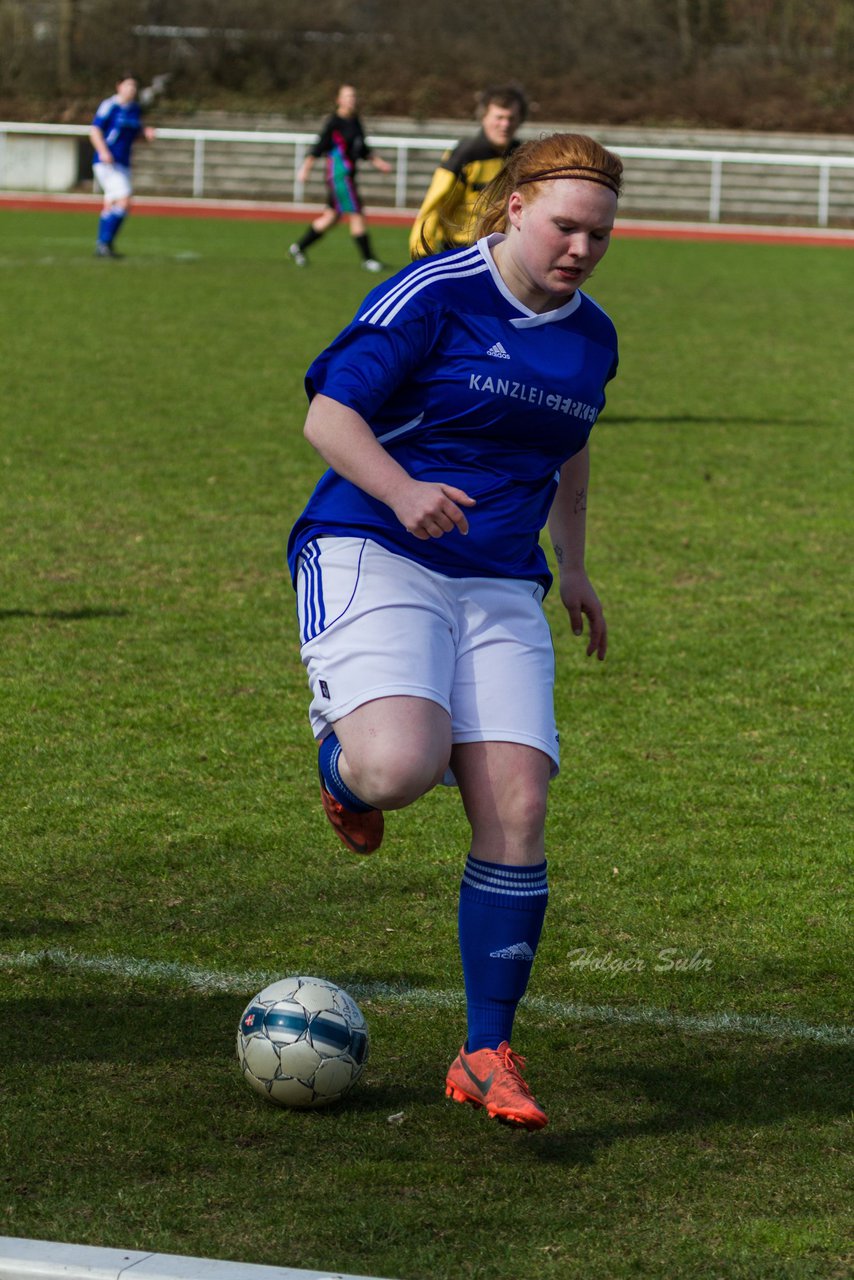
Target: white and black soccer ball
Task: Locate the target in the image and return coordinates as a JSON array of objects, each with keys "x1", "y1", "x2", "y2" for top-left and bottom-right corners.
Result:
[{"x1": 236, "y1": 975, "x2": 369, "y2": 1109}]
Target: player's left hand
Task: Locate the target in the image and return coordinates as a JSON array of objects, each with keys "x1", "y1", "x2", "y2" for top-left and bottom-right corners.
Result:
[{"x1": 559, "y1": 568, "x2": 607, "y2": 660}]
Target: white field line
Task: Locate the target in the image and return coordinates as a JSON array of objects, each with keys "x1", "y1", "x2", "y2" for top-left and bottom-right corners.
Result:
[
  {"x1": 0, "y1": 1234, "x2": 389, "y2": 1280},
  {"x1": 3, "y1": 947, "x2": 851, "y2": 1047}
]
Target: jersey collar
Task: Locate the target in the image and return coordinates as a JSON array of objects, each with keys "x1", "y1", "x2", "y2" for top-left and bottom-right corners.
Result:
[{"x1": 477, "y1": 234, "x2": 582, "y2": 327}]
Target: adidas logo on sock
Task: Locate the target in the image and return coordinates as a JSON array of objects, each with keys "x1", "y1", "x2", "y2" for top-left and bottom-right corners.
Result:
[
  {"x1": 489, "y1": 941, "x2": 534, "y2": 960},
  {"x1": 486, "y1": 341, "x2": 510, "y2": 359}
]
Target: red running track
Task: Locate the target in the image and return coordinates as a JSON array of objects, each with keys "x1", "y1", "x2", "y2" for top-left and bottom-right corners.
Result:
[{"x1": 2, "y1": 191, "x2": 853, "y2": 248}]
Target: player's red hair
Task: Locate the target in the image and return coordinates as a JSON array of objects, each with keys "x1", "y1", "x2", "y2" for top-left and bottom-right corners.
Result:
[{"x1": 472, "y1": 133, "x2": 623, "y2": 239}]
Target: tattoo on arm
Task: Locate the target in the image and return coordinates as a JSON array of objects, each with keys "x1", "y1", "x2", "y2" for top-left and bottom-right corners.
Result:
[
  {"x1": 574, "y1": 488, "x2": 587, "y2": 514},
  {"x1": 554, "y1": 543, "x2": 564, "y2": 565}
]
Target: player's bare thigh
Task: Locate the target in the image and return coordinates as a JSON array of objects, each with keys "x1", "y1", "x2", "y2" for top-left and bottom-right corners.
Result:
[
  {"x1": 452, "y1": 741, "x2": 551, "y2": 866},
  {"x1": 330, "y1": 694, "x2": 452, "y2": 811}
]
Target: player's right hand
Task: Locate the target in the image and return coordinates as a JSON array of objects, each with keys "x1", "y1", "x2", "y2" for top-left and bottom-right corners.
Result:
[{"x1": 392, "y1": 481, "x2": 476, "y2": 540}]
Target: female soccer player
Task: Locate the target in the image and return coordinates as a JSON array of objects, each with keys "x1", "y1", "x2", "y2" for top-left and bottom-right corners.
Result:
[
  {"x1": 289, "y1": 84, "x2": 392, "y2": 272},
  {"x1": 287, "y1": 133, "x2": 623, "y2": 1130}
]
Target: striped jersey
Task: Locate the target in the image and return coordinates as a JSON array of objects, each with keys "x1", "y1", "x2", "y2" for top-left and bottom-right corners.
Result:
[
  {"x1": 409, "y1": 130, "x2": 521, "y2": 256},
  {"x1": 287, "y1": 235, "x2": 618, "y2": 593},
  {"x1": 311, "y1": 112, "x2": 370, "y2": 188},
  {"x1": 91, "y1": 95, "x2": 144, "y2": 168}
]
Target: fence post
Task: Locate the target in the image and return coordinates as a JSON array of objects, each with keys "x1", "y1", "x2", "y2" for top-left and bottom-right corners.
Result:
[
  {"x1": 395, "y1": 143, "x2": 408, "y2": 208},
  {"x1": 709, "y1": 156, "x2": 722, "y2": 222},
  {"x1": 192, "y1": 136, "x2": 205, "y2": 198},
  {"x1": 294, "y1": 140, "x2": 307, "y2": 202},
  {"x1": 817, "y1": 162, "x2": 830, "y2": 227}
]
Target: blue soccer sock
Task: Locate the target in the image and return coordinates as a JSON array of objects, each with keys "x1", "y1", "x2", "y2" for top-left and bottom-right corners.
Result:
[
  {"x1": 318, "y1": 732, "x2": 375, "y2": 813},
  {"x1": 97, "y1": 208, "x2": 126, "y2": 245},
  {"x1": 108, "y1": 208, "x2": 127, "y2": 244},
  {"x1": 458, "y1": 854, "x2": 548, "y2": 1053}
]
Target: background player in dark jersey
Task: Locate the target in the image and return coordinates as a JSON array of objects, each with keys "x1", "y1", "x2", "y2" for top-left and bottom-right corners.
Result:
[
  {"x1": 289, "y1": 84, "x2": 392, "y2": 272},
  {"x1": 409, "y1": 84, "x2": 528, "y2": 259},
  {"x1": 89, "y1": 74, "x2": 155, "y2": 259},
  {"x1": 288, "y1": 133, "x2": 624, "y2": 1130}
]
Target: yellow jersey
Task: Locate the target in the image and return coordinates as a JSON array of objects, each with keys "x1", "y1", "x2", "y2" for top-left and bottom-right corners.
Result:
[{"x1": 409, "y1": 131, "x2": 520, "y2": 258}]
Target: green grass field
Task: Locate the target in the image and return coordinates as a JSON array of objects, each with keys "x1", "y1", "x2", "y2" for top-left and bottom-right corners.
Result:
[{"x1": 0, "y1": 209, "x2": 851, "y2": 1280}]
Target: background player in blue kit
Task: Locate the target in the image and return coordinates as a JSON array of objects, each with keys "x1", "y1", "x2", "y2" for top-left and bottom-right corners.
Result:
[
  {"x1": 288, "y1": 133, "x2": 624, "y2": 1130},
  {"x1": 89, "y1": 73, "x2": 154, "y2": 259},
  {"x1": 289, "y1": 84, "x2": 392, "y2": 272}
]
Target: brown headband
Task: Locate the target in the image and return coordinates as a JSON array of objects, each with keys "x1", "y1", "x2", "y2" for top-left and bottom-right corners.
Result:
[{"x1": 517, "y1": 165, "x2": 620, "y2": 193}]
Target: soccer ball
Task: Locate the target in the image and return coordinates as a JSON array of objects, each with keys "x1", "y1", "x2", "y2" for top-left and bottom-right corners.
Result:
[{"x1": 236, "y1": 975, "x2": 369, "y2": 1109}]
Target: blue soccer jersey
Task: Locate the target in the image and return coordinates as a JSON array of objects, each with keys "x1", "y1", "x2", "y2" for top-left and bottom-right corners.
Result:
[
  {"x1": 91, "y1": 96, "x2": 143, "y2": 167},
  {"x1": 287, "y1": 236, "x2": 619, "y2": 593}
]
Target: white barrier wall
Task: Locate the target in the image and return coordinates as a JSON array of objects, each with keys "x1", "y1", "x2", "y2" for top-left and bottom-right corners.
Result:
[{"x1": 0, "y1": 133, "x2": 79, "y2": 191}]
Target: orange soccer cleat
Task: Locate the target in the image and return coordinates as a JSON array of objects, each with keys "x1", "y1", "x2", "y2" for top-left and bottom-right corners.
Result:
[
  {"x1": 319, "y1": 778, "x2": 384, "y2": 855},
  {"x1": 445, "y1": 1041, "x2": 548, "y2": 1130}
]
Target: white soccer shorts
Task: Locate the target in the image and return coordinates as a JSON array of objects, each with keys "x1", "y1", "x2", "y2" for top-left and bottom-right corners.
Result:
[
  {"x1": 93, "y1": 162, "x2": 132, "y2": 202},
  {"x1": 295, "y1": 536, "x2": 560, "y2": 777}
]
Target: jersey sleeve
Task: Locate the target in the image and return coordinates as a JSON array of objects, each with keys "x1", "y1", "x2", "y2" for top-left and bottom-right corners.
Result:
[
  {"x1": 91, "y1": 98, "x2": 113, "y2": 127},
  {"x1": 305, "y1": 308, "x2": 439, "y2": 422},
  {"x1": 408, "y1": 167, "x2": 463, "y2": 258}
]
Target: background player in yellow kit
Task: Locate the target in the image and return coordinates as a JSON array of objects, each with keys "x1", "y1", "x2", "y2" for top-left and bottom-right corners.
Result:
[{"x1": 409, "y1": 84, "x2": 528, "y2": 258}]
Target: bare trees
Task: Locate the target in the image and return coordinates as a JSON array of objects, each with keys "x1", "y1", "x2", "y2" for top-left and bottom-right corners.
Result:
[{"x1": 0, "y1": 0, "x2": 851, "y2": 130}]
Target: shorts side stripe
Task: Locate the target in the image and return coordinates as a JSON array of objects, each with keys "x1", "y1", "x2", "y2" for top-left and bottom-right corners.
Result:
[
  {"x1": 298, "y1": 538, "x2": 368, "y2": 644},
  {"x1": 299, "y1": 542, "x2": 325, "y2": 643}
]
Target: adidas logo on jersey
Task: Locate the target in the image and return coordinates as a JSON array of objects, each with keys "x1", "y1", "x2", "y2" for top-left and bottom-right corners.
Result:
[
  {"x1": 486, "y1": 341, "x2": 511, "y2": 359},
  {"x1": 489, "y1": 941, "x2": 535, "y2": 961}
]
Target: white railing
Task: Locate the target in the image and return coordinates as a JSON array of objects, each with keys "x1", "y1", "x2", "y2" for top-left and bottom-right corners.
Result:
[
  {"x1": 1, "y1": 121, "x2": 853, "y2": 226},
  {"x1": 610, "y1": 143, "x2": 853, "y2": 226}
]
